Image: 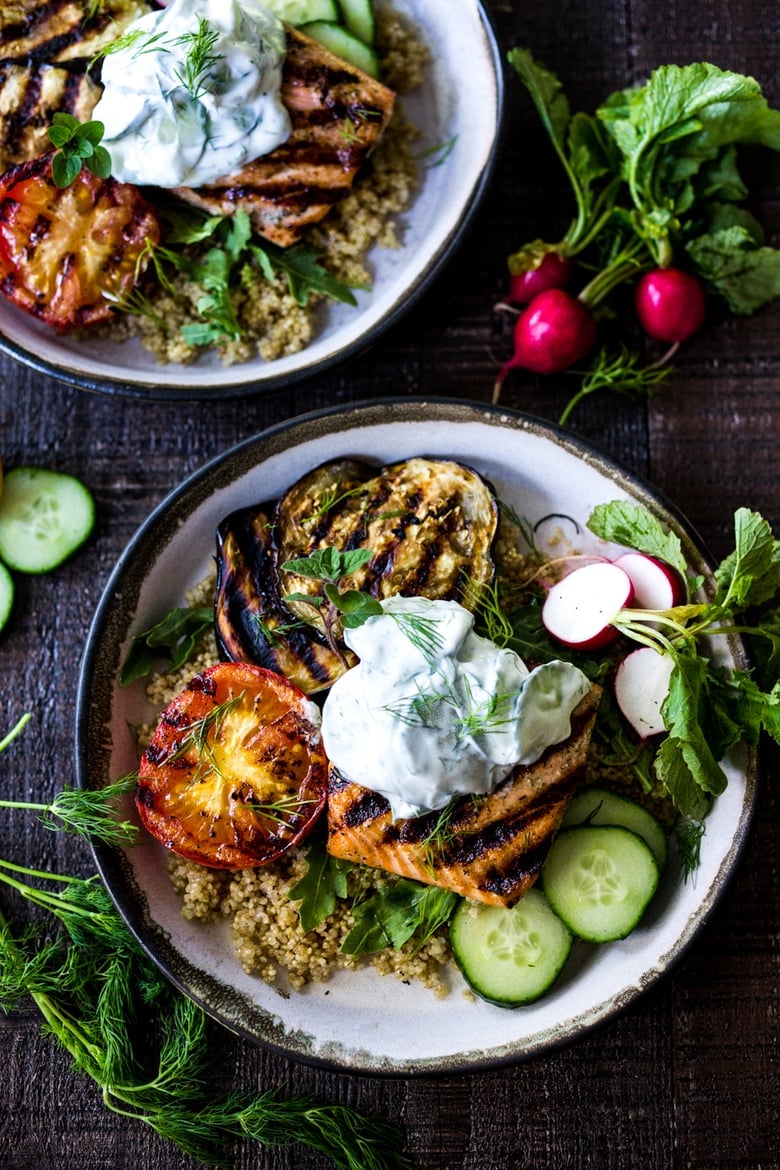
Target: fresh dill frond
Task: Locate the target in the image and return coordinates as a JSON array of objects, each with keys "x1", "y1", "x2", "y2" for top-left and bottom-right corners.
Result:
[
  {"x1": 104, "y1": 285, "x2": 167, "y2": 328},
  {"x1": 466, "y1": 576, "x2": 514, "y2": 648},
  {"x1": 310, "y1": 484, "x2": 365, "y2": 520},
  {"x1": 252, "y1": 614, "x2": 306, "y2": 646},
  {"x1": 674, "y1": 816, "x2": 706, "y2": 880},
  {"x1": 497, "y1": 499, "x2": 539, "y2": 554},
  {"x1": 167, "y1": 692, "x2": 245, "y2": 779},
  {"x1": 0, "y1": 774, "x2": 138, "y2": 847},
  {"x1": 388, "y1": 610, "x2": 444, "y2": 665},
  {"x1": 174, "y1": 17, "x2": 222, "y2": 100},
  {"x1": 456, "y1": 689, "x2": 516, "y2": 739}
]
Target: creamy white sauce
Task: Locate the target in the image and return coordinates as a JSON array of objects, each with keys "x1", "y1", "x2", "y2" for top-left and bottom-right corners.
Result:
[
  {"x1": 321, "y1": 596, "x2": 591, "y2": 820},
  {"x1": 93, "y1": 0, "x2": 291, "y2": 187}
]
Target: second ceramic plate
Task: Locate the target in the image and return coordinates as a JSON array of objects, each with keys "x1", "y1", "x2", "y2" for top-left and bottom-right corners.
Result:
[{"x1": 0, "y1": 1, "x2": 504, "y2": 398}]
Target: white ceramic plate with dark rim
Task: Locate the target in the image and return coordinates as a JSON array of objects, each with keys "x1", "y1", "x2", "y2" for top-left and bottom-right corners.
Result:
[
  {"x1": 0, "y1": 1, "x2": 504, "y2": 401},
  {"x1": 75, "y1": 398, "x2": 757, "y2": 1075}
]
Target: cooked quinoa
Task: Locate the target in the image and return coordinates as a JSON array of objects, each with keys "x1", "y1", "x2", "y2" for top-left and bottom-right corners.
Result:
[{"x1": 100, "y1": 9, "x2": 428, "y2": 369}]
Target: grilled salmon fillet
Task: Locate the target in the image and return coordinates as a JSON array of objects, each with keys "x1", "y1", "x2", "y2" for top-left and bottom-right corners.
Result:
[
  {"x1": 0, "y1": 0, "x2": 152, "y2": 64},
  {"x1": 0, "y1": 60, "x2": 100, "y2": 173},
  {"x1": 173, "y1": 26, "x2": 396, "y2": 247},
  {"x1": 327, "y1": 684, "x2": 602, "y2": 907}
]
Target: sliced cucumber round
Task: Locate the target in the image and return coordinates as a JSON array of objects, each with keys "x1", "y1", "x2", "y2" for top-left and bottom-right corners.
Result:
[
  {"x1": 0, "y1": 467, "x2": 95, "y2": 574},
  {"x1": 301, "y1": 20, "x2": 380, "y2": 77},
  {"x1": 338, "y1": 0, "x2": 376, "y2": 44},
  {"x1": 542, "y1": 826, "x2": 660, "y2": 943},
  {"x1": 450, "y1": 887, "x2": 573, "y2": 1007},
  {"x1": 0, "y1": 561, "x2": 13, "y2": 633},
  {"x1": 262, "y1": 0, "x2": 341, "y2": 24},
  {"x1": 563, "y1": 787, "x2": 668, "y2": 870}
]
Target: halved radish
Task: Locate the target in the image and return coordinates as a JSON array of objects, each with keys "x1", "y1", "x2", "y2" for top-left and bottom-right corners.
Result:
[
  {"x1": 614, "y1": 646, "x2": 674, "y2": 738},
  {"x1": 542, "y1": 562, "x2": 634, "y2": 649},
  {"x1": 613, "y1": 552, "x2": 685, "y2": 610}
]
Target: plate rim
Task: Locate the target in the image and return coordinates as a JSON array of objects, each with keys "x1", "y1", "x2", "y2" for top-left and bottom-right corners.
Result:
[
  {"x1": 75, "y1": 396, "x2": 759, "y2": 1075},
  {"x1": 0, "y1": 1, "x2": 506, "y2": 402}
]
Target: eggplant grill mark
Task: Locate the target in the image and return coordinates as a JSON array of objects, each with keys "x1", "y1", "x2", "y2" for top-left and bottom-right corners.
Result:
[{"x1": 1, "y1": 0, "x2": 109, "y2": 63}]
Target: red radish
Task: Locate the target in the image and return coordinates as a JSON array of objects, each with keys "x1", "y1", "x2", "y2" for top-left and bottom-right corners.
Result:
[
  {"x1": 508, "y1": 253, "x2": 572, "y2": 305},
  {"x1": 493, "y1": 288, "x2": 598, "y2": 400},
  {"x1": 613, "y1": 552, "x2": 686, "y2": 610},
  {"x1": 614, "y1": 646, "x2": 674, "y2": 738},
  {"x1": 635, "y1": 268, "x2": 706, "y2": 343},
  {"x1": 542, "y1": 561, "x2": 634, "y2": 649}
]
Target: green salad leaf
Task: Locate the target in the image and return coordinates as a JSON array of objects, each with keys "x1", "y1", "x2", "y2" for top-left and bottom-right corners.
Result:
[{"x1": 119, "y1": 605, "x2": 213, "y2": 686}]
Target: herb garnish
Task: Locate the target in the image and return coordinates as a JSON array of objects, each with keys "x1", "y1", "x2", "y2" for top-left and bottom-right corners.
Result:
[
  {"x1": 136, "y1": 207, "x2": 358, "y2": 347},
  {"x1": 47, "y1": 114, "x2": 112, "y2": 188},
  {"x1": 0, "y1": 716, "x2": 411, "y2": 1170},
  {"x1": 119, "y1": 605, "x2": 213, "y2": 686}
]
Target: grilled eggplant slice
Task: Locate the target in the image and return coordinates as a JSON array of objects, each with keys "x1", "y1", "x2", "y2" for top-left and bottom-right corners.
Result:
[
  {"x1": 0, "y1": 60, "x2": 100, "y2": 173},
  {"x1": 215, "y1": 503, "x2": 354, "y2": 696},
  {"x1": 327, "y1": 684, "x2": 602, "y2": 907},
  {"x1": 277, "y1": 456, "x2": 498, "y2": 624},
  {"x1": 0, "y1": 1, "x2": 153, "y2": 65},
  {"x1": 214, "y1": 456, "x2": 499, "y2": 694}
]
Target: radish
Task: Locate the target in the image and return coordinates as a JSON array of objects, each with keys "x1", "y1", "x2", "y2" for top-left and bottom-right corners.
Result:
[
  {"x1": 635, "y1": 268, "x2": 706, "y2": 343},
  {"x1": 508, "y1": 253, "x2": 572, "y2": 305},
  {"x1": 614, "y1": 646, "x2": 674, "y2": 738},
  {"x1": 542, "y1": 561, "x2": 634, "y2": 649},
  {"x1": 493, "y1": 288, "x2": 598, "y2": 400},
  {"x1": 613, "y1": 551, "x2": 686, "y2": 610}
]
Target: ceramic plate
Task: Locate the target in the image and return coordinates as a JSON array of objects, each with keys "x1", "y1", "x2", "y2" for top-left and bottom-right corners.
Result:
[
  {"x1": 0, "y1": 1, "x2": 503, "y2": 400},
  {"x1": 75, "y1": 399, "x2": 757, "y2": 1074}
]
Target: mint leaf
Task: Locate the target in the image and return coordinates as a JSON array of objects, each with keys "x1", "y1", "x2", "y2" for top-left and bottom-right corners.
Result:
[
  {"x1": 288, "y1": 842, "x2": 351, "y2": 933},
  {"x1": 282, "y1": 547, "x2": 372, "y2": 582},
  {"x1": 587, "y1": 500, "x2": 688, "y2": 578}
]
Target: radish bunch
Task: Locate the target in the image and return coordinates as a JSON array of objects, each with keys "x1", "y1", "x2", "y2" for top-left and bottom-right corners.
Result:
[
  {"x1": 541, "y1": 548, "x2": 686, "y2": 739},
  {"x1": 497, "y1": 51, "x2": 780, "y2": 418}
]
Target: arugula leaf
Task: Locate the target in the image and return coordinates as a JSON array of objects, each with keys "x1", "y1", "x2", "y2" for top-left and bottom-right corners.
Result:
[
  {"x1": 340, "y1": 880, "x2": 457, "y2": 956},
  {"x1": 288, "y1": 842, "x2": 351, "y2": 933},
  {"x1": 119, "y1": 606, "x2": 213, "y2": 686},
  {"x1": 587, "y1": 500, "x2": 688, "y2": 578},
  {"x1": 251, "y1": 241, "x2": 358, "y2": 307}
]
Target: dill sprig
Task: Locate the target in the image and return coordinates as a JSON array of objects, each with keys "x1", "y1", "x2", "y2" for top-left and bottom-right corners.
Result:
[
  {"x1": 560, "y1": 344, "x2": 674, "y2": 425},
  {"x1": 0, "y1": 717, "x2": 412, "y2": 1169},
  {"x1": 388, "y1": 610, "x2": 444, "y2": 665},
  {"x1": 174, "y1": 17, "x2": 222, "y2": 100},
  {"x1": 673, "y1": 816, "x2": 706, "y2": 881},
  {"x1": 0, "y1": 774, "x2": 138, "y2": 847}
]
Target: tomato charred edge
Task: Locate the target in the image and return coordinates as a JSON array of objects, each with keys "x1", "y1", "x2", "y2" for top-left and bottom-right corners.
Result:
[
  {"x1": 0, "y1": 150, "x2": 161, "y2": 330},
  {"x1": 135, "y1": 662, "x2": 329, "y2": 870}
]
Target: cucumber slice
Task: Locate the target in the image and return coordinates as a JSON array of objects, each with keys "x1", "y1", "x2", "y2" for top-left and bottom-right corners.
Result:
[
  {"x1": 450, "y1": 887, "x2": 573, "y2": 1007},
  {"x1": 0, "y1": 467, "x2": 95, "y2": 574},
  {"x1": 338, "y1": 0, "x2": 376, "y2": 44},
  {"x1": 262, "y1": 0, "x2": 340, "y2": 24},
  {"x1": 563, "y1": 787, "x2": 668, "y2": 870},
  {"x1": 0, "y1": 561, "x2": 13, "y2": 633},
  {"x1": 300, "y1": 20, "x2": 380, "y2": 77},
  {"x1": 542, "y1": 826, "x2": 660, "y2": 943}
]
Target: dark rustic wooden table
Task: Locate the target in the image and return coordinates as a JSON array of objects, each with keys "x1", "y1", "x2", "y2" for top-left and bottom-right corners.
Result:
[{"x1": 1, "y1": 2, "x2": 778, "y2": 1167}]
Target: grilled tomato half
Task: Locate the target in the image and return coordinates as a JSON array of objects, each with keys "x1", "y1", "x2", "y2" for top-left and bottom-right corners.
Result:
[
  {"x1": 136, "y1": 662, "x2": 328, "y2": 869},
  {"x1": 0, "y1": 151, "x2": 160, "y2": 331}
]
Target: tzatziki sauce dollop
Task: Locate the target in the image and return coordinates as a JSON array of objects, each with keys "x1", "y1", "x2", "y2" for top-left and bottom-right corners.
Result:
[
  {"x1": 92, "y1": 0, "x2": 291, "y2": 187},
  {"x1": 320, "y1": 595, "x2": 591, "y2": 820}
]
